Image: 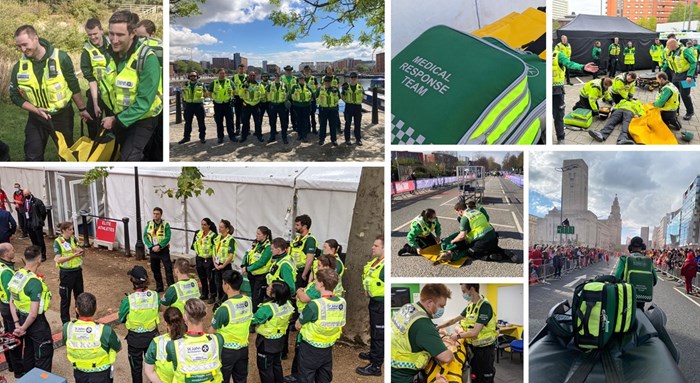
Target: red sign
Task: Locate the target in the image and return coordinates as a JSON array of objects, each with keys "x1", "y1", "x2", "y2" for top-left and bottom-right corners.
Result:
[
  {"x1": 96, "y1": 219, "x2": 117, "y2": 243},
  {"x1": 392, "y1": 181, "x2": 415, "y2": 195}
]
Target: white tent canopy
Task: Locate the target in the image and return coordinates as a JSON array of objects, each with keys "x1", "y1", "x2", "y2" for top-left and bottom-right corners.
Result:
[{"x1": 0, "y1": 166, "x2": 362, "y2": 265}]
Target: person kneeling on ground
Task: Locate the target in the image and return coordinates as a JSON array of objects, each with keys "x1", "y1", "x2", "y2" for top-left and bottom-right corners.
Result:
[
  {"x1": 654, "y1": 72, "x2": 682, "y2": 131},
  {"x1": 398, "y1": 208, "x2": 441, "y2": 256},
  {"x1": 437, "y1": 201, "x2": 517, "y2": 264}
]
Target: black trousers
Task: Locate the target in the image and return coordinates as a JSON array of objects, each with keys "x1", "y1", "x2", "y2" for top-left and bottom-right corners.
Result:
[
  {"x1": 469, "y1": 344, "x2": 496, "y2": 383},
  {"x1": 344, "y1": 103, "x2": 362, "y2": 142},
  {"x1": 25, "y1": 105, "x2": 74, "y2": 161},
  {"x1": 318, "y1": 108, "x2": 339, "y2": 143},
  {"x1": 592, "y1": 58, "x2": 600, "y2": 79},
  {"x1": 289, "y1": 102, "x2": 298, "y2": 131},
  {"x1": 368, "y1": 298, "x2": 384, "y2": 365},
  {"x1": 673, "y1": 80, "x2": 694, "y2": 115},
  {"x1": 573, "y1": 95, "x2": 597, "y2": 113},
  {"x1": 599, "y1": 109, "x2": 634, "y2": 143},
  {"x1": 184, "y1": 102, "x2": 206, "y2": 140},
  {"x1": 608, "y1": 58, "x2": 619, "y2": 77},
  {"x1": 625, "y1": 64, "x2": 634, "y2": 72},
  {"x1": 294, "y1": 105, "x2": 311, "y2": 139},
  {"x1": 259, "y1": 102, "x2": 270, "y2": 131},
  {"x1": 116, "y1": 117, "x2": 156, "y2": 161},
  {"x1": 269, "y1": 103, "x2": 289, "y2": 139},
  {"x1": 213, "y1": 264, "x2": 233, "y2": 302},
  {"x1": 149, "y1": 247, "x2": 174, "y2": 292},
  {"x1": 242, "y1": 104, "x2": 262, "y2": 139},
  {"x1": 196, "y1": 256, "x2": 216, "y2": 299},
  {"x1": 296, "y1": 268, "x2": 309, "y2": 289},
  {"x1": 297, "y1": 341, "x2": 333, "y2": 383},
  {"x1": 18, "y1": 313, "x2": 53, "y2": 372},
  {"x1": 661, "y1": 110, "x2": 681, "y2": 130},
  {"x1": 309, "y1": 100, "x2": 318, "y2": 131},
  {"x1": 126, "y1": 329, "x2": 158, "y2": 383},
  {"x1": 249, "y1": 273, "x2": 267, "y2": 313},
  {"x1": 553, "y1": 87, "x2": 566, "y2": 140},
  {"x1": 28, "y1": 225, "x2": 46, "y2": 260},
  {"x1": 233, "y1": 97, "x2": 244, "y2": 133},
  {"x1": 222, "y1": 346, "x2": 249, "y2": 383},
  {"x1": 74, "y1": 369, "x2": 112, "y2": 383},
  {"x1": 142, "y1": 113, "x2": 163, "y2": 161},
  {"x1": 257, "y1": 349, "x2": 283, "y2": 383},
  {"x1": 16, "y1": 209, "x2": 27, "y2": 236},
  {"x1": 0, "y1": 303, "x2": 23, "y2": 376},
  {"x1": 214, "y1": 102, "x2": 235, "y2": 140},
  {"x1": 467, "y1": 236, "x2": 504, "y2": 259},
  {"x1": 610, "y1": 92, "x2": 625, "y2": 105},
  {"x1": 59, "y1": 268, "x2": 84, "y2": 324},
  {"x1": 85, "y1": 93, "x2": 102, "y2": 140},
  {"x1": 401, "y1": 234, "x2": 438, "y2": 255}
]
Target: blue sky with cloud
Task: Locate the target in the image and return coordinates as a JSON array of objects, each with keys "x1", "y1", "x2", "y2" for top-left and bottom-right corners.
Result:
[
  {"x1": 170, "y1": 0, "x2": 383, "y2": 68},
  {"x1": 529, "y1": 152, "x2": 700, "y2": 244}
]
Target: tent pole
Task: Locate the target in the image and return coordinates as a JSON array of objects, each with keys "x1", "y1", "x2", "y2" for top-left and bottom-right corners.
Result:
[{"x1": 134, "y1": 167, "x2": 145, "y2": 260}]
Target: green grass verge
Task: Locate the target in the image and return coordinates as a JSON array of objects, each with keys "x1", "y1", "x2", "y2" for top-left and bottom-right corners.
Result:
[{"x1": 0, "y1": 102, "x2": 85, "y2": 161}]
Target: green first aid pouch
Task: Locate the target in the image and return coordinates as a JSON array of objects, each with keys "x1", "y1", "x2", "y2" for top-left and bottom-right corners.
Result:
[
  {"x1": 392, "y1": 26, "x2": 531, "y2": 144},
  {"x1": 564, "y1": 109, "x2": 593, "y2": 128},
  {"x1": 482, "y1": 36, "x2": 545, "y2": 144},
  {"x1": 572, "y1": 275, "x2": 636, "y2": 351},
  {"x1": 623, "y1": 256, "x2": 654, "y2": 302}
]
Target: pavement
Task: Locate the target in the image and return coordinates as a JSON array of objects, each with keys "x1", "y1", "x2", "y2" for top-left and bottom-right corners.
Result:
[
  {"x1": 390, "y1": 176, "x2": 524, "y2": 277},
  {"x1": 169, "y1": 105, "x2": 384, "y2": 162},
  {"x1": 529, "y1": 259, "x2": 699, "y2": 381},
  {"x1": 556, "y1": 72, "x2": 700, "y2": 145}
]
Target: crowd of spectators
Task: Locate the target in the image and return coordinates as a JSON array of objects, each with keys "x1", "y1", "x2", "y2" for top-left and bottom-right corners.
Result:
[{"x1": 529, "y1": 244, "x2": 612, "y2": 283}]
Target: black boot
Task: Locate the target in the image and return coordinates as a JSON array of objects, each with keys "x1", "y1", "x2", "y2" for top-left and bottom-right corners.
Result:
[{"x1": 356, "y1": 363, "x2": 382, "y2": 376}]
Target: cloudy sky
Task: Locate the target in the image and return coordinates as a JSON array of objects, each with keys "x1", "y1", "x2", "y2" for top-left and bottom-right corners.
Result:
[
  {"x1": 529, "y1": 151, "x2": 700, "y2": 242},
  {"x1": 170, "y1": 0, "x2": 383, "y2": 68},
  {"x1": 569, "y1": 0, "x2": 606, "y2": 16}
]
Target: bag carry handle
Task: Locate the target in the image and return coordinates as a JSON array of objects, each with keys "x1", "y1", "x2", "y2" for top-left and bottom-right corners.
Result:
[
  {"x1": 645, "y1": 304, "x2": 680, "y2": 364},
  {"x1": 565, "y1": 348, "x2": 624, "y2": 383}
]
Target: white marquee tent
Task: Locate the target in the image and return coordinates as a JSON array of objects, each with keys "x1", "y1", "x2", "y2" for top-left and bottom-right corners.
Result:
[{"x1": 0, "y1": 166, "x2": 365, "y2": 265}]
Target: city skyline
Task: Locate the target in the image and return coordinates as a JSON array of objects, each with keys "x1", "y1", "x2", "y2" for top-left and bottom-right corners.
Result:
[
  {"x1": 529, "y1": 152, "x2": 700, "y2": 244},
  {"x1": 170, "y1": 0, "x2": 384, "y2": 69}
]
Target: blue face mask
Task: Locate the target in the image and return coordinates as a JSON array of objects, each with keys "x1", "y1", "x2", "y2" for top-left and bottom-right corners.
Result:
[
  {"x1": 463, "y1": 293, "x2": 472, "y2": 301},
  {"x1": 433, "y1": 306, "x2": 445, "y2": 319}
]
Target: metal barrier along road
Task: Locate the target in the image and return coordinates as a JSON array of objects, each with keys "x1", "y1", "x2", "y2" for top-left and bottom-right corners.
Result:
[
  {"x1": 656, "y1": 263, "x2": 700, "y2": 292},
  {"x1": 80, "y1": 213, "x2": 132, "y2": 257}
]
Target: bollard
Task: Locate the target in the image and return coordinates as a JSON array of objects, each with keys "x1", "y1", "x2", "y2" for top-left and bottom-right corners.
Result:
[
  {"x1": 46, "y1": 205, "x2": 55, "y2": 238},
  {"x1": 81, "y1": 214, "x2": 90, "y2": 247},
  {"x1": 371, "y1": 86, "x2": 379, "y2": 124},
  {"x1": 123, "y1": 217, "x2": 132, "y2": 257},
  {"x1": 175, "y1": 89, "x2": 182, "y2": 124}
]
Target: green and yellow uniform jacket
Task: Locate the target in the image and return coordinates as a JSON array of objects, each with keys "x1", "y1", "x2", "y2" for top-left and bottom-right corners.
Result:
[
  {"x1": 119, "y1": 289, "x2": 161, "y2": 333},
  {"x1": 145, "y1": 334, "x2": 174, "y2": 383},
  {"x1": 53, "y1": 235, "x2": 83, "y2": 270},
  {"x1": 653, "y1": 82, "x2": 681, "y2": 111},
  {"x1": 624, "y1": 46, "x2": 636, "y2": 65},
  {"x1": 406, "y1": 216, "x2": 441, "y2": 248},
  {"x1": 650, "y1": 44, "x2": 664, "y2": 64},
  {"x1": 610, "y1": 74, "x2": 636, "y2": 100},
  {"x1": 662, "y1": 46, "x2": 697, "y2": 77},
  {"x1": 290, "y1": 84, "x2": 313, "y2": 107},
  {"x1": 10, "y1": 38, "x2": 81, "y2": 113},
  {"x1": 553, "y1": 50, "x2": 584, "y2": 87},
  {"x1": 143, "y1": 219, "x2": 171, "y2": 250},
  {"x1": 579, "y1": 79, "x2": 606, "y2": 112},
  {"x1": 166, "y1": 332, "x2": 224, "y2": 383},
  {"x1": 63, "y1": 318, "x2": 121, "y2": 373},
  {"x1": 592, "y1": 46, "x2": 601, "y2": 60},
  {"x1": 80, "y1": 36, "x2": 111, "y2": 83},
  {"x1": 555, "y1": 42, "x2": 571, "y2": 58}
]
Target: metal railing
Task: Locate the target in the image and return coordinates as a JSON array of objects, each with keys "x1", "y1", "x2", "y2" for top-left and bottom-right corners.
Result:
[
  {"x1": 655, "y1": 262, "x2": 700, "y2": 292},
  {"x1": 529, "y1": 255, "x2": 606, "y2": 285}
]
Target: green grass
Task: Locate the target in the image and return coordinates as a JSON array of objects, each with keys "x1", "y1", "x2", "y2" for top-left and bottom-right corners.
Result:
[{"x1": 0, "y1": 102, "x2": 85, "y2": 161}]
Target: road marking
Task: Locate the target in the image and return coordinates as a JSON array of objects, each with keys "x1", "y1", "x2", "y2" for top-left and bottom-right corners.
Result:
[
  {"x1": 505, "y1": 196, "x2": 511, "y2": 205},
  {"x1": 564, "y1": 275, "x2": 587, "y2": 288},
  {"x1": 511, "y1": 211, "x2": 522, "y2": 233},
  {"x1": 392, "y1": 218, "x2": 415, "y2": 232},
  {"x1": 486, "y1": 207, "x2": 510, "y2": 212},
  {"x1": 673, "y1": 287, "x2": 700, "y2": 309},
  {"x1": 440, "y1": 195, "x2": 460, "y2": 206},
  {"x1": 491, "y1": 223, "x2": 516, "y2": 229}
]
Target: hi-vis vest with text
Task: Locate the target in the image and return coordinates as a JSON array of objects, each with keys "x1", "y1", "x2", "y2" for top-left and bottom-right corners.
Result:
[
  {"x1": 173, "y1": 335, "x2": 223, "y2": 383},
  {"x1": 460, "y1": 297, "x2": 498, "y2": 347},
  {"x1": 147, "y1": 220, "x2": 168, "y2": 247},
  {"x1": 391, "y1": 303, "x2": 431, "y2": 370},
  {"x1": 657, "y1": 83, "x2": 680, "y2": 111},
  {"x1": 102, "y1": 44, "x2": 162, "y2": 119},
  {"x1": 183, "y1": 81, "x2": 204, "y2": 103},
  {"x1": 8, "y1": 269, "x2": 51, "y2": 315},
  {"x1": 66, "y1": 320, "x2": 116, "y2": 372},
  {"x1": 214, "y1": 234, "x2": 235, "y2": 265},
  {"x1": 245, "y1": 240, "x2": 272, "y2": 275},
  {"x1": 267, "y1": 82, "x2": 288, "y2": 104},
  {"x1": 300, "y1": 297, "x2": 347, "y2": 348},
  {"x1": 217, "y1": 295, "x2": 253, "y2": 349},
  {"x1": 462, "y1": 209, "x2": 493, "y2": 242},
  {"x1": 290, "y1": 233, "x2": 315, "y2": 268},
  {"x1": 317, "y1": 88, "x2": 340, "y2": 108},
  {"x1": 126, "y1": 290, "x2": 160, "y2": 332},
  {"x1": 257, "y1": 301, "x2": 294, "y2": 339},
  {"x1": 17, "y1": 48, "x2": 71, "y2": 113},
  {"x1": 172, "y1": 278, "x2": 200, "y2": 314},
  {"x1": 55, "y1": 235, "x2": 82, "y2": 269},
  {"x1": 211, "y1": 79, "x2": 233, "y2": 103},
  {"x1": 343, "y1": 84, "x2": 364, "y2": 104},
  {"x1": 83, "y1": 40, "x2": 109, "y2": 82}
]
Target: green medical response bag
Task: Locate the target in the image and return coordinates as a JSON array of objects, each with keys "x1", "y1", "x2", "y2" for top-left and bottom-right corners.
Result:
[
  {"x1": 564, "y1": 108, "x2": 593, "y2": 128},
  {"x1": 572, "y1": 275, "x2": 636, "y2": 351},
  {"x1": 392, "y1": 25, "x2": 531, "y2": 144},
  {"x1": 623, "y1": 256, "x2": 654, "y2": 303},
  {"x1": 482, "y1": 36, "x2": 545, "y2": 144}
]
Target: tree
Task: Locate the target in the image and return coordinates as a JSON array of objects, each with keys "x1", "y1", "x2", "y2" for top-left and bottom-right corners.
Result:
[
  {"x1": 170, "y1": 0, "x2": 206, "y2": 17},
  {"x1": 342, "y1": 167, "x2": 383, "y2": 344},
  {"x1": 667, "y1": 4, "x2": 700, "y2": 23},
  {"x1": 268, "y1": 0, "x2": 384, "y2": 49},
  {"x1": 355, "y1": 63, "x2": 370, "y2": 73},
  {"x1": 637, "y1": 16, "x2": 657, "y2": 31}
]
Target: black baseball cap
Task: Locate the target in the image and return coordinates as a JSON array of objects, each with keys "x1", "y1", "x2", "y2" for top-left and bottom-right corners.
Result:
[{"x1": 127, "y1": 265, "x2": 148, "y2": 282}]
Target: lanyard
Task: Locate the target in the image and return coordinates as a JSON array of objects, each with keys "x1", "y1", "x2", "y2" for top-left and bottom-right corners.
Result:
[{"x1": 217, "y1": 234, "x2": 229, "y2": 255}]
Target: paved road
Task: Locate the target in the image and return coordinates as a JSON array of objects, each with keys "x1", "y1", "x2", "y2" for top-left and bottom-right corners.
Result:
[
  {"x1": 390, "y1": 176, "x2": 524, "y2": 277},
  {"x1": 529, "y1": 259, "x2": 699, "y2": 381}
]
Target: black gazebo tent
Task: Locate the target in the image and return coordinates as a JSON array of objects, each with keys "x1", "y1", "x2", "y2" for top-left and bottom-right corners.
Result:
[{"x1": 554, "y1": 14, "x2": 659, "y2": 72}]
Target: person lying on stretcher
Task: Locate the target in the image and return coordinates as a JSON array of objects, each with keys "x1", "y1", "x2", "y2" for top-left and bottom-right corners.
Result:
[
  {"x1": 436, "y1": 201, "x2": 518, "y2": 264},
  {"x1": 421, "y1": 328, "x2": 469, "y2": 383}
]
